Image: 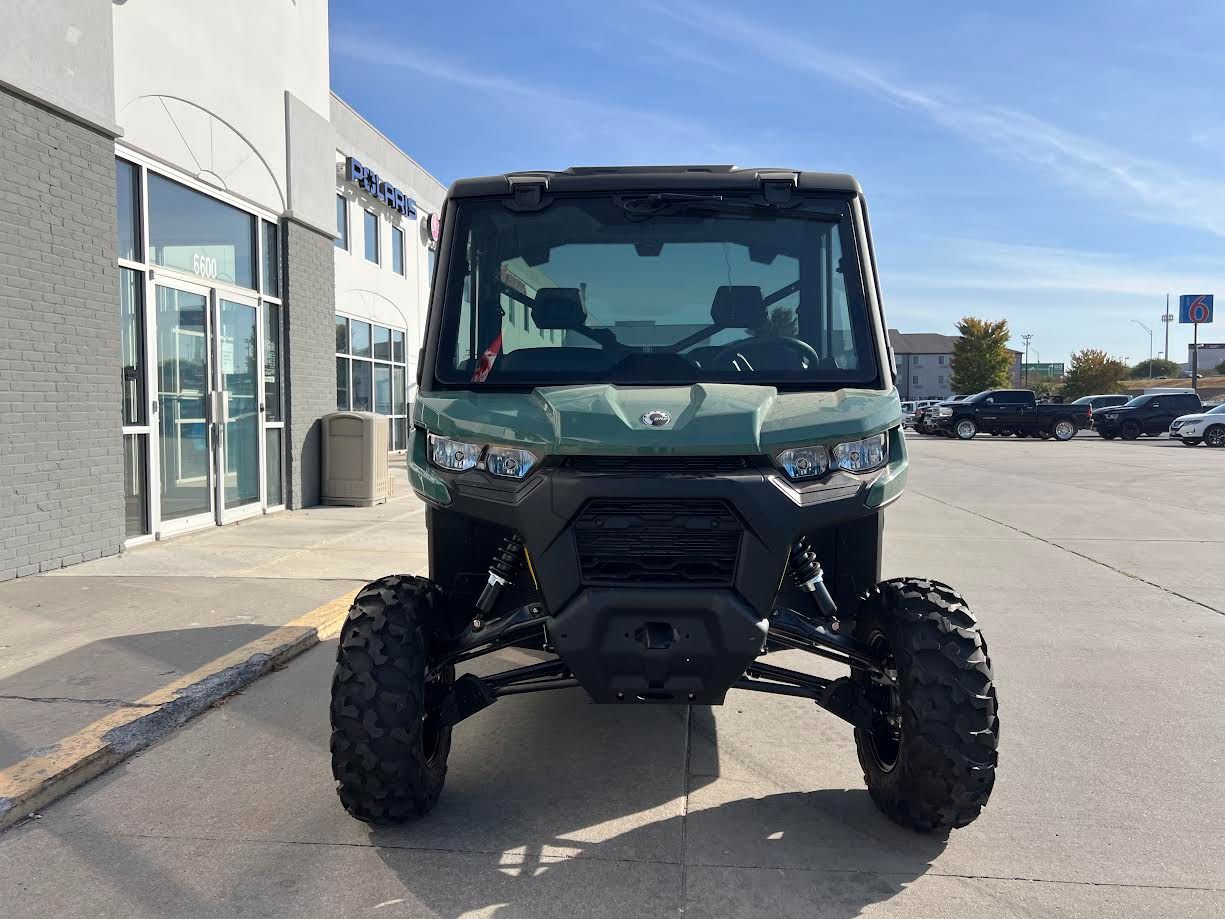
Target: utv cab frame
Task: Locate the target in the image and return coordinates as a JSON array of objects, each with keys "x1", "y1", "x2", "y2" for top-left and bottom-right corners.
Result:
[{"x1": 329, "y1": 166, "x2": 998, "y2": 833}]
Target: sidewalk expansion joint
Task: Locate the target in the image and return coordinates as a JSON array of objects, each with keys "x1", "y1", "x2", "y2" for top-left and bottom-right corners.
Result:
[
  {"x1": 32, "y1": 829, "x2": 1225, "y2": 894},
  {"x1": 0, "y1": 694, "x2": 158, "y2": 708},
  {"x1": 912, "y1": 488, "x2": 1225, "y2": 618},
  {"x1": 0, "y1": 588, "x2": 358, "y2": 832}
]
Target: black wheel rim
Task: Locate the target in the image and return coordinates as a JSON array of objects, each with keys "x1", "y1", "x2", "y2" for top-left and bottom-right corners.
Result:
[{"x1": 864, "y1": 631, "x2": 902, "y2": 772}]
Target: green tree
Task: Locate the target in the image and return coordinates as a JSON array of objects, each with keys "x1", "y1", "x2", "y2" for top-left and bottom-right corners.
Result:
[
  {"x1": 1215, "y1": 359, "x2": 1225, "y2": 376},
  {"x1": 1031, "y1": 378, "x2": 1064, "y2": 401},
  {"x1": 1130, "y1": 358, "x2": 1180, "y2": 378},
  {"x1": 1062, "y1": 349, "x2": 1130, "y2": 399},
  {"x1": 949, "y1": 317, "x2": 1013, "y2": 394}
]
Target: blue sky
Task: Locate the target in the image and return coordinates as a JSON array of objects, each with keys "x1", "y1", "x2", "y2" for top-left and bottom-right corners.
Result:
[{"x1": 330, "y1": 0, "x2": 1225, "y2": 366}]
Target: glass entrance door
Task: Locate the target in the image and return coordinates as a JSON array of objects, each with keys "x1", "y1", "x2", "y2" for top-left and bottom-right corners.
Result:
[
  {"x1": 155, "y1": 281, "x2": 214, "y2": 533},
  {"x1": 214, "y1": 296, "x2": 263, "y2": 521}
]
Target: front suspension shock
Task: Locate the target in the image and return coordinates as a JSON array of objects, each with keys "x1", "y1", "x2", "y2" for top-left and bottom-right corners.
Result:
[
  {"x1": 474, "y1": 533, "x2": 525, "y2": 625},
  {"x1": 789, "y1": 537, "x2": 840, "y2": 625}
]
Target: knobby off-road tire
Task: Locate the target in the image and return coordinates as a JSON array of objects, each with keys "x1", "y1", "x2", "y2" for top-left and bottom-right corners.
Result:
[
  {"x1": 331, "y1": 575, "x2": 454, "y2": 824},
  {"x1": 853, "y1": 578, "x2": 999, "y2": 832}
]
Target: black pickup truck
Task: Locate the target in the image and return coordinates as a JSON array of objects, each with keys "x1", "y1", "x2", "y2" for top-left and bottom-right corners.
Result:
[{"x1": 932, "y1": 389, "x2": 1090, "y2": 441}]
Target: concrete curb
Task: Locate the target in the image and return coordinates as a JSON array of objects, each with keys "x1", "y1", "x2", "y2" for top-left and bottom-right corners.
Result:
[{"x1": 0, "y1": 590, "x2": 357, "y2": 832}]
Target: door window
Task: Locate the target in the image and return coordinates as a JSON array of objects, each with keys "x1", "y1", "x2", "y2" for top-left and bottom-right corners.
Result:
[
  {"x1": 218, "y1": 299, "x2": 260, "y2": 511},
  {"x1": 155, "y1": 286, "x2": 212, "y2": 521}
]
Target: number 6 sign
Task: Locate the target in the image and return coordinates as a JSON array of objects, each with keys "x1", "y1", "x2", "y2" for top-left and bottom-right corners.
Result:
[{"x1": 1179, "y1": 295, "x2": 1214, "y2": 324}]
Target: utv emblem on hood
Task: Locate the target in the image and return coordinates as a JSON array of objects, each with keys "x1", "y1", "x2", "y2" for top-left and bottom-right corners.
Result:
[{"x1": 641, "y1": 410, "x2": 671, "y2": 428}]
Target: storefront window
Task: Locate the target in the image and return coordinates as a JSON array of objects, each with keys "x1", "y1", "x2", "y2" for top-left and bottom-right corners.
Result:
[
  {"x1": 336, "y1": 357, "x2": 350, "y2": 411},
  {"x1": 373, "y1": 325, "x2": 392, "y2": 361},
  {"x1": 265, "y1": 428, "x2": 283, "y2": 507},
  {"x1": 364, "y1": 210, "x2": 379, "y2": 263},
  {"x1": 335, "y1": 195, "x2": 348, "y2": 250},
  {"x1": 116, "y1": 159, "x2": 141, "y2": 262},
  {"x1": 262, "y1": 220, "x2": 280, "y2": 295},
  {"x1": 335, "y1": 315, "x2": 349, "y2": 353},
  {"x1": 119, "y1": 268, "x2": 145, "y2": 426},
  {"x1": 123, "y1": 433, "x2": 149, "y2": 537},
  {"x1": 352, "y1": 359, "x2": 372, "y2": 412},
  {"x1": 392, "y1": 225, "x2": 404, "y2": 275},
  {"x1": 148, "y1": 173, "x2": 256, "y2": 288},
  {"x1": 264, "y1": 303, "x2": 283, "y2": 422},
  {"x1": 336, "y1": 315, "x2": 411, "y2": 449},
  {"x1": 351, "y1": 320, "x2": 371, "y2": 358}
]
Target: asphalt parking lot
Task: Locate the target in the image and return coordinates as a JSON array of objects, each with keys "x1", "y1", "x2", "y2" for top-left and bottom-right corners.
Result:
[{"x1": 2, "y1": 434, "x2": 1223, "y2": 918}]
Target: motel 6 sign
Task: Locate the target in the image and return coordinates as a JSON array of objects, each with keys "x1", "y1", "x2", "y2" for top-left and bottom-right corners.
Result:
[{"x1": 1179, "y1": 295, "x2": 1214, "y2": 324}]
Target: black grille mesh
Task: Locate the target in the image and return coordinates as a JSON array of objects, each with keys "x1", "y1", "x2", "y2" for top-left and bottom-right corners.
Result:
[{"x1": 574, "y1": 499, "x2": 741, "y2": 586}]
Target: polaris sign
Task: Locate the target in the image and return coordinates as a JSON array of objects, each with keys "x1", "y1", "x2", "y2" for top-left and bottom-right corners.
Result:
[{"x1": 345, "y1": 157, "x2": 417, "y2": 219}]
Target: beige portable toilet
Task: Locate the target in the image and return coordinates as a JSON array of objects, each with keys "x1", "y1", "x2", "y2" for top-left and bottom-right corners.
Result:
[{"x1": 321, "y1": 412, "x2": 391, "y2": 507}]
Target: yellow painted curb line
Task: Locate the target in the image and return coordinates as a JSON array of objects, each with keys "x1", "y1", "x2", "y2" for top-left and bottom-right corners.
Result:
[{"x1": 0, "y1": 589, "x2": 357, "y2": 832}]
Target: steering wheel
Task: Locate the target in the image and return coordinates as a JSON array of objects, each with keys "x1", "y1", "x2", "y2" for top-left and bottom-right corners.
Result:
[{"x1": 708, "y1": 336, "x2": 821, "y2": 372}]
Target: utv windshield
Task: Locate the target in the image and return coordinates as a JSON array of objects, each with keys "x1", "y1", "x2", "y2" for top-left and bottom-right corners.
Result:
[{"x1": 432, "y1": 195, "x2": 880, "y2": 388}]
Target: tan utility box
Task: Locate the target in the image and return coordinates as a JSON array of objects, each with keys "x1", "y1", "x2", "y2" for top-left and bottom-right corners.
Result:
[{"x1": 321, "y1": 412, "x2": 391, "y2": 507}]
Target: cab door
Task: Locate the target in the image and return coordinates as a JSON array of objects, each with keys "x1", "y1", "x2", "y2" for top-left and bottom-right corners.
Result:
[{"x1": 977, "y1": 394, "x2": 1004, "y2": 431}]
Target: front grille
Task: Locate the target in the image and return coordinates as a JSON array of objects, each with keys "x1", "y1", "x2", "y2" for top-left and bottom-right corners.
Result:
[
  {"x1": 573, "y1": 499, "x2": 742, "y2": 586},
  {"x1": 562, "y1": 455, "x2": 753, "y2": 476}
]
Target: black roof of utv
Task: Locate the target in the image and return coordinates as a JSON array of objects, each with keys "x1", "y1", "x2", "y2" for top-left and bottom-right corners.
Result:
[{"x1": 446, "y1": 165, "x2": 862, "y2": 198}]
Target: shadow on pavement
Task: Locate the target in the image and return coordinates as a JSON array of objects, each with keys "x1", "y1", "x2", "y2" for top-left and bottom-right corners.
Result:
[
  {"x1": 369, "y1": 786, "x2": 945, "y2": 919},
  {"x1": 0, "y1": 625, "x2": 275, "y2": 769},
  {"x1": 360, "y1": 702, "x2": 945, "y2": 919}
]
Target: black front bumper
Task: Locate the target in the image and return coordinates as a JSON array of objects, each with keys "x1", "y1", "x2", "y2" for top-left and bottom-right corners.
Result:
[
  {"x1": 550, "y1": 588, "x2": 769, "y2": 704},
  {"x1": 420, "y1": 452, "x2": 896, "y2": 703}
]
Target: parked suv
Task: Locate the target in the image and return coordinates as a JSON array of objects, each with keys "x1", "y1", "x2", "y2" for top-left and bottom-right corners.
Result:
[
  {"x1": 1170, "y1": 403, "x2": 1225, "y2": 447},
  {"x1": 1071, "y1": 394, "x2": 1129, "y2": 429},
  {"x1": 1093, "y1": 391, "x2": 1203, "y2": 440}
]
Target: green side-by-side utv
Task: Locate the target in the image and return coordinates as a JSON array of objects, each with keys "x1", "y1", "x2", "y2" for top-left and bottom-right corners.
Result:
[{"x1": 329, "y1": 166, "x2": 999, "y2": 832}]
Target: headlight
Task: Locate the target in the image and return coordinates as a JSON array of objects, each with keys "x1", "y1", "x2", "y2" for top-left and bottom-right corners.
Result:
[
  {"x1": 429, "y1": 434, "x2": 480, "y2": 472},
  {"x1": 832, "y1": 433, "x2": 888, "y2": 473},
  {"x1": 935, "y1": 406, "x2": 953, "y2": 417},
  {"x1": 486, "y1": 445, "x2": 538, "y2": 479},
  {"x1": 775, "y1": 445, "x2": 829, "y2": 480}
]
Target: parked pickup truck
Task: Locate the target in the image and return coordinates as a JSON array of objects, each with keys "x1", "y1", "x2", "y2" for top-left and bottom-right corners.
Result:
[{"x1": 932, "y1": 389, "x2": 1090, "y2": 441}]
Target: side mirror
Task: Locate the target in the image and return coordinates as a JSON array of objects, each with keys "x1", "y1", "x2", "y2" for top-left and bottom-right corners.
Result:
[{"x1": 985, "y1": 397, "x2": 994, "y2": 404}]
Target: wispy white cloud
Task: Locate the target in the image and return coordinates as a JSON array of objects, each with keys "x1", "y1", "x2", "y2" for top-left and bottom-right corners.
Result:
[
  {"x1": 643, "y1": 3, "x2": 1225, "y2": 237},
  {"x1": 329, "y1": 31, "x2": 744, "y2": 164},
  {"x1": 890, "y1": 238, "x2": 1225, "y2": 299}
]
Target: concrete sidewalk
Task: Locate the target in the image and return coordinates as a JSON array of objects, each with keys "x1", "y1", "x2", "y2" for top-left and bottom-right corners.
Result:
[{"x1": 0, "y1": 463, "x2": 422, "y2": 825}]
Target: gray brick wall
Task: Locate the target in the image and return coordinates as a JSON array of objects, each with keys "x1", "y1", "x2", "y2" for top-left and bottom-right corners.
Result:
[
  {"x1": 0, "y1": 87, "x2": 124, "y2": 581},
  {"x1": 283, "y1": 218, "x2": 336, "y2": 509}
]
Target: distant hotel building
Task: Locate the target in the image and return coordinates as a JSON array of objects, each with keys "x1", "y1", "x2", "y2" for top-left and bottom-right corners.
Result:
[{"x1": 889, "y1": 330, "x2": 1022, "y2": 400}]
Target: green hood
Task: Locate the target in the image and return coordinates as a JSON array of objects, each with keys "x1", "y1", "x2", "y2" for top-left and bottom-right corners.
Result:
[{"x1": 414, "y1": 384, "x2": 901, "y2": 455}]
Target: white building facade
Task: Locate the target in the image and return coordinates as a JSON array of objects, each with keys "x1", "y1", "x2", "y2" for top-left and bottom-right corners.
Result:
[
  {"x1": 0, "y1": 1, "x2": 445, "y2": 579},
  {"x1": 331, "y1": 97, "x2": 446, "y2": 451}
]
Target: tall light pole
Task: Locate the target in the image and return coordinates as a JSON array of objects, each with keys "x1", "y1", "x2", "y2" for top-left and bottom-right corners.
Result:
[
  {"x1": 1021, "y1": 334, "x2": 1033, "y2": 387},
  {"x1": 1131, "y1": 320, "x2": 1153, "y2": 377},
  {"x1": 1162, "y1": 294, "x2": 1172, "y2": 361}
]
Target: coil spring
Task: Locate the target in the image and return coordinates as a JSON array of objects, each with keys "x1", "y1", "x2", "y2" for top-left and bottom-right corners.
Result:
[
  {"x1": 789, "y1": 537, "x2": 822, "y2": 587},
  {"x1": 490, "y1": 533, "x2": 525, "y2": 583}
]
